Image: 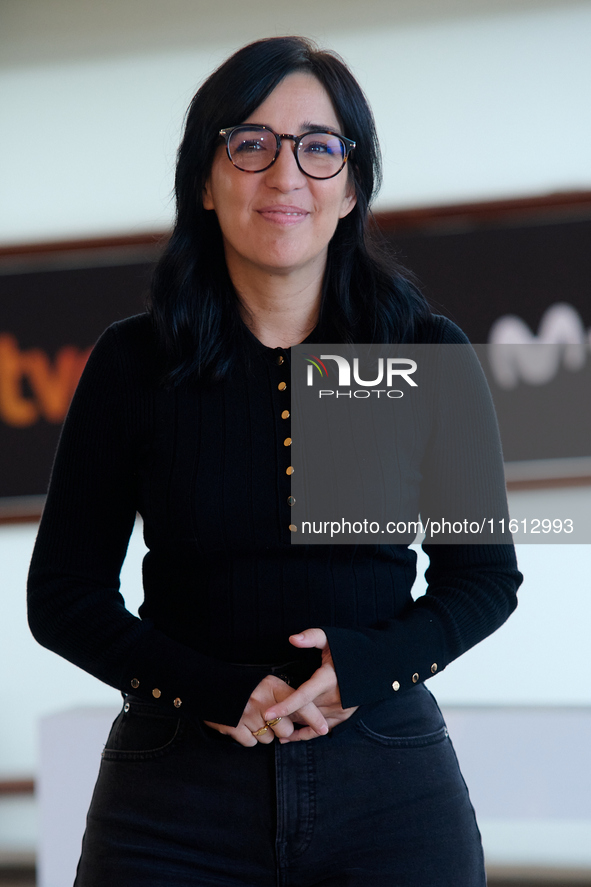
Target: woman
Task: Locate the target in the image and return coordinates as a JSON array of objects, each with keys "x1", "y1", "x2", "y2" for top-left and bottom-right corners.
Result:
[{"x1": 28, "y1": 36, "x2": 522, "y2": 886}]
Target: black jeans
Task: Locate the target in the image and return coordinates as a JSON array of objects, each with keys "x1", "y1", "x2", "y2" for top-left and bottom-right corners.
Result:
[{"x1": 74, "y1": 685, "x2": 486, "y2": 886}]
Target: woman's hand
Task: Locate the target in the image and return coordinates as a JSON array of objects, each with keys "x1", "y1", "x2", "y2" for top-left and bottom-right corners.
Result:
[
  {"x1": 263, "y1": 628, "x2": 358, "y2": 742},
  {"x1": 204, "y1": 673, "x2": 329, "y2": 748}
]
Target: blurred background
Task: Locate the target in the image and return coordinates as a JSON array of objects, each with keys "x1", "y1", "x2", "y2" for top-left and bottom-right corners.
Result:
[{"x1": 1, "y1": 1, "x2": 591, "y2": 885}]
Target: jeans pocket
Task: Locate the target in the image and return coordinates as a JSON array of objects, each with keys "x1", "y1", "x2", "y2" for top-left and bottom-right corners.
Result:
[
  {"x1": 102, "y1": 699, "x2": 184, "y2": 762},
  {"x1": 355, "y1": 686, "x2": 449, "y2": 748}
]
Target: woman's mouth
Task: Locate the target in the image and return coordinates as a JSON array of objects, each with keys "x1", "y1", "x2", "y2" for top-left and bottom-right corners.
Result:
[{"x1": 257, "y1": 206, "x2": 309, "y2": 224}]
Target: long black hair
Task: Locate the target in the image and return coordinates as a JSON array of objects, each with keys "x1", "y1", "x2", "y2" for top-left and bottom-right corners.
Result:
[{"x1": 148, "y1": 36, "x2": 430, "y2": 383}]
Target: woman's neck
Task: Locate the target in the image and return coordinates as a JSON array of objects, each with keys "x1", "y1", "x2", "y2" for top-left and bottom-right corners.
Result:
[{"x1": 226, "y1": 256, "x2": 324, "y2": 349}]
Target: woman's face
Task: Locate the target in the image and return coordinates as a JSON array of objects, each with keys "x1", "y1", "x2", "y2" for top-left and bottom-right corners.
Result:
[{"x1": 203, "y1": 72, "x2": 357, "y2": 285}]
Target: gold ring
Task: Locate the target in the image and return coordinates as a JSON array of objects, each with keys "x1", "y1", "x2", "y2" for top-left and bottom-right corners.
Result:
[
  {"x1": 266, "y1": 717, "x2": 282, "y2": 727},
  {"x1": 252, "y1": 726, "x2": 269, "y2": 737}
]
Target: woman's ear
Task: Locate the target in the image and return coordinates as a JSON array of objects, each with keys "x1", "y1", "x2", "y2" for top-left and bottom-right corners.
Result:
[
  {"x1": 338, "y1": 178, "x2": 357, "y2": 220},
  {"x1": 202, "y1": 177, "x2": 214, "y2": 211}
]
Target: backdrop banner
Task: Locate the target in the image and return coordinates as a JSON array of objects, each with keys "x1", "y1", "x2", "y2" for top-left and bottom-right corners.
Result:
[
  {"x1": 2, "y1": 212, "x2": 590, "y2": 517},
  {"x1": 0, "y1": 248, "x2": 154, "y2": 514}
]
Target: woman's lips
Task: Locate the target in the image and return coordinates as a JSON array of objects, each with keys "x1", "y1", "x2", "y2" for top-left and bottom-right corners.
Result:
[{"x1": 257, "y1": 205, "x2": 309, "y2": 225}]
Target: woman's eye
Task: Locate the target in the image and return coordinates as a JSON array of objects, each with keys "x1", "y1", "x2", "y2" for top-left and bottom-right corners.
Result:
[
  {"x1": 235, "y1": 140, "x2": 264, "y2": 153},
  {"x1": 303, "y1": 141, "x2": 329, "y2": 154}
]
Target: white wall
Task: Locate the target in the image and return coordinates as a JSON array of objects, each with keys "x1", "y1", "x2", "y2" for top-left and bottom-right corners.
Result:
[
  {"x1": 1, "y1": 2, "x2": 591, "y2": 245},
  {"x1": 0, "y1": 521, "x2": 145, "y2": 777}
]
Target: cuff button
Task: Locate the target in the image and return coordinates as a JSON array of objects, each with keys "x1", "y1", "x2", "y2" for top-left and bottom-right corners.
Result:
[
  {"x1": 152, "y1": 688, "x2": 161, "y2": 698},
  {"x1": 131, "y1": 678, "x2": 139, "y2": 689},
  {"x1": 412, "y1": 673, "x2": 420, "y2": 683},
  {"x1": 173, "y1": 698, "x2": 182, "y2": 709},
  {"x1": 431, "y1": 663, "x2": 438, "y2": 674},
  {"x1": 392, "y1": 681, "x2": 400, "y2": 691}
]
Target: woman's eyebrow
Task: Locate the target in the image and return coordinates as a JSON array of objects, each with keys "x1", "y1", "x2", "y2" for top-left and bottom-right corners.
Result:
[{"x1": 300, "y1": 121, "x2": 341, "y2": 133}]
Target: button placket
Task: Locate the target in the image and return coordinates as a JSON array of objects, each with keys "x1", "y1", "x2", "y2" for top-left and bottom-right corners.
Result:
[{"x1": 274, "y1": 349, "x2": 295, "y2": 534}]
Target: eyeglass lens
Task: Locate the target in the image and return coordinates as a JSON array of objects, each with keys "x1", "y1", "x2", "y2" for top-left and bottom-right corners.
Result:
[{"x1": 226, "y1": 127, "x2": 347, "y2": 178}]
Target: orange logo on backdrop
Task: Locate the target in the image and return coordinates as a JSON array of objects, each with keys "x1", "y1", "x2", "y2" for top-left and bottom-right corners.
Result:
[{"x1": 0, "y1": 333, "x2": 91, "y2": 427}]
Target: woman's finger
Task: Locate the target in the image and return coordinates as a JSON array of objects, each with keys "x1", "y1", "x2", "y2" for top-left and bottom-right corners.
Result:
[
  {"x1": 249, "y1": 723, "x2": 275, "y2": 745},
  {"x1": 267, "y1": 716, "x2": 295, "y2": 740},
  {"x1": 279, "y1": 716, "x2": 340, "y2": 743},
  {"x1": 204, "y1": 669, "x2": 333, "y2": 748},
  {"x1": 238, "y1": 728, "x2": 260, "y2": 747},
  {"x1": 288, "y1": 628, "x2": 328, "y2": 649},
  {"x1": 204, "y1": 721, "x2": 259, "y2": 748},
  {"x1": 294, "y1": 700, "x2": 329, "y2": 735},
  {"x1": 279, "y1": 706, "x2": 358, "y2": 743},
  {"x1": 279, "y1": 726, "x2": 324, "y2": 743},
  {"x1": 264, "y1": 666, "x2": 335, "y2": 722}
]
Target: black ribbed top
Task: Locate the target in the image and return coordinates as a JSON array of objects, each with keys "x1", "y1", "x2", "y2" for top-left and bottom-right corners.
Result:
[{"x1": 27, "y1": 313, "x2": 522, "y2": 725}]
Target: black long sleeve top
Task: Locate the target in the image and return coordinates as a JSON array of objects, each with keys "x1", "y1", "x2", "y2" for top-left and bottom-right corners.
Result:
[{"x1": 27, "y1": 312, "x2": 522, "y2": 726}]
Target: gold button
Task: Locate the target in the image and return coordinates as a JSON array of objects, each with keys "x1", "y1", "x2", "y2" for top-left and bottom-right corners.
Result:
[
  {"x1": 412, "y1": 673, "x2": 419, "y2": 684},
  {"x1": 277, "y1": 355, "x2": 285, "y2": 365},
  {"x1": 431, "y1": 663, "x2": 438, "y2": 674},
  {"x1": 152, "y1": 688, "x2": 161, "y2": 698},
  {"x1": 278, "y1": 382, "x2": 287, "y2": 391},
  {"x1": 286, "y1": 466, "x2": 294, "y2": 475},
  {"x1": 281, "y1": 410, "x2": 290, "y2": 419},
  {"x1": 284, "y1": 437, "x2": 292, "y2": 446},
  {"x1": 131, "y1": 678, "x2": 139, "y2": 689},
  {"x1": 392, "y1": 681, "x2": 400, "y2": 691},
  {"x1": 289, "y1": 524, "x2": 297, "y2": 532},
  {"x1": 288, "y1": 495, "x2": 295, "y2": 506},
  {"x1": 174, "y1": 698, "x2": 182, "y2": 708}
]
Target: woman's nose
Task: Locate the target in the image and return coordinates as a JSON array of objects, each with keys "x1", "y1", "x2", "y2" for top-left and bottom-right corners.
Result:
[{"x1": 264, "y1": 139, "x2": 306, "y2": 190}]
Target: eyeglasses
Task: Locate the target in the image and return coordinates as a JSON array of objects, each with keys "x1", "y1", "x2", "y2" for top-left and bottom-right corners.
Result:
[{"x1": 218, "y1": 124, "x2": 356, "y2": 180}]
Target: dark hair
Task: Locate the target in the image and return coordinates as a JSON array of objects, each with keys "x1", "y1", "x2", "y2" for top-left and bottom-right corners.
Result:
[{"x1": 148, "y1": 36, "x2": 430, "y2": 383}]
